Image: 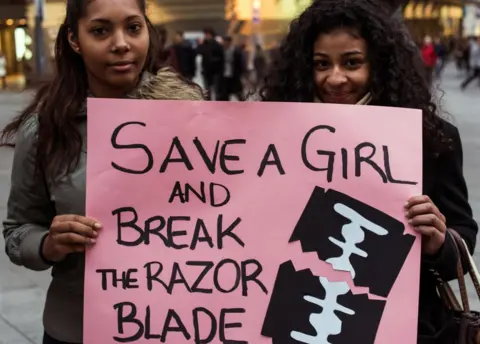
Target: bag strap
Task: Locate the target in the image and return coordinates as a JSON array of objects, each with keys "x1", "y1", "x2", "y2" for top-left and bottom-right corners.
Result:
[
  {"x1": 449, "y1": 230, "x2": 470, "y2": 312},
  {"x1": 450, "y1": 230, "x2": 480, "y2": 300},
  {"x1": 432, "y1": 235, "x2": 465, "y2": 311},
  {"x1": 433, "y1": 268, "x2": 462, "y2": 311},
  {"x1": 432, "y1": 230, "x2": 469, "y2": 312},
  {"x1": 434, "y1": 229, "x2": 480, "y2": 313},
  {"x1": 462, "y1": 238, "x2": 480, "y2": 295}
]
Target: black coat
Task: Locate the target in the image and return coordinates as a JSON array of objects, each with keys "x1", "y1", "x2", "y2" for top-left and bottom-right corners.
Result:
[
  {"x1": 221, "y1": 46, "x2": 246, "y2": 95},
  {"x1": 228, "y1": 46, "x2": 247, "y2": 81},
  {"x1": 198, "y1": 39, "x2": 224, "y2": 77},
  {"x1": 172, "y1": 42, "x2": 196, "y2": 79},
  {"x1": 418, "y1": 119, "x2": 478, "y2": 341}
]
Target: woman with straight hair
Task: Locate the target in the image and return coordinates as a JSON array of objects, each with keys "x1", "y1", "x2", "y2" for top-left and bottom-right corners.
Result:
[{"x1": 1, "y1": 0, "x2": 203, "y2": 343}]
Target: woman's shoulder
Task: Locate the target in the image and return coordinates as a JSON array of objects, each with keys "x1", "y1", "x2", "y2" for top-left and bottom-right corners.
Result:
[
  {"x1": 425, "y1": 117, "x2": 463, "y2": 166},
  {"x1": 6, "y1": 116, "x2": 40, "y2": 160},
  {"x1": 436, "y1": 117, "x2": 462, "y2": 154},
  {"x1": 132, "y1": 68, "x2": 205, "y2": 101},
  {"x1": 437, "y1": 117, "x2": 459, "y2": 137},
  {"x1": 17, "y1": 115, "x2": 40, "y2": 142}
]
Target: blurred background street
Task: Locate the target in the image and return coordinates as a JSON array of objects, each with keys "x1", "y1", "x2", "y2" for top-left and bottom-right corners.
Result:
[
  {"x1": 1, "y1": 0, "x2": 480, "y2": 342},
  {"x1": 0, "y1": 63, "x2": 479, "y2": 344}
]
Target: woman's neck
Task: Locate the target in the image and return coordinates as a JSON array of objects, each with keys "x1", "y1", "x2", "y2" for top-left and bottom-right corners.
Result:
[
  {"x1": 314, "y1": 92, "x2": 372, "y2": 105},
  {"x1": 87, "y1": 74, "x2": 140, "y2": 99}
]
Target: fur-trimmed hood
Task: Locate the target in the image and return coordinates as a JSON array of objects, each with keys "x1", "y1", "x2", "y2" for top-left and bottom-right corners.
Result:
[
  {"x1": 78, "y1": 68, "x2": 204, "y2": 117},
  {"x1": 128, "y1": 68, "x2": 204, "y2": 101}
]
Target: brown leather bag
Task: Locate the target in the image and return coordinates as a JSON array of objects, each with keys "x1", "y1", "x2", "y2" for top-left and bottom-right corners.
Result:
[{"x1": 430, "y1": 229, "x2": 480, "y2": 344}]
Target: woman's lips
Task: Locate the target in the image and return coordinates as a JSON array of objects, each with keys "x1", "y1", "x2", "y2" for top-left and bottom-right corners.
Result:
[
  {"x1": 109, "y1": 62, "x2": 135, "y2": 72},
  {"x1": 323, "y1": 93, "x2": 353, "y2": 103}
]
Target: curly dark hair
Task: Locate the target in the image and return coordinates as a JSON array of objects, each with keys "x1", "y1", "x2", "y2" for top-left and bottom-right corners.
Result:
[{"x1": 260, "y1": 0, "x2": 449, "y2": 153}]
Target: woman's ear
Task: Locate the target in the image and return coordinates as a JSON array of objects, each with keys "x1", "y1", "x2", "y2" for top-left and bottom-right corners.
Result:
[{"x1": 68, "y1": 31, "x2": 81, "y2": 54}]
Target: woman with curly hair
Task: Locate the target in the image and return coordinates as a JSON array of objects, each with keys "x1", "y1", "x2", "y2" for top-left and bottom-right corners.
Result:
[{"x1": 260, "y1": 0, "x2": 477, "y2": 341}]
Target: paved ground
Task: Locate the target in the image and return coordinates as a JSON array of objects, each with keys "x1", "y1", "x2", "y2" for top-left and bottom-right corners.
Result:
[{"x1": 0, "y1": 65, "x2": 479, "y2": 343}]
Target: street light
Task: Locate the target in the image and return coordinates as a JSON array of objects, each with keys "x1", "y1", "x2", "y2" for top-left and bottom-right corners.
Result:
[
  {"x1": 34, "y1": 0, "x2": 46, "y2": 76},
  {"x1": 253, "y1": 0, "x2": 261, "y2": 26},
  {"x1": 252, "y1": 0, "x2": 262, "y2": 48}
]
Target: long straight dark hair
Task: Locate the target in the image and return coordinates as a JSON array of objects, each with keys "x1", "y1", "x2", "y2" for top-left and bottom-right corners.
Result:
[{"x1": 0, "y1": 0, "x2": 161, "y2": 180}]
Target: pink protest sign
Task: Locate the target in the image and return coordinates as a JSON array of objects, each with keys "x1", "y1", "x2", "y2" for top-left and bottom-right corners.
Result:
[{"x1": 85, "y1": 99, "x2": 423, "y2": 344}]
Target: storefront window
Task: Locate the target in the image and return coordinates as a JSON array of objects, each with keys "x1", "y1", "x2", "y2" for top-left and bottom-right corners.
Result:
[{"x1": 0, "y1": 19, "x2": 30, "y2": 76}]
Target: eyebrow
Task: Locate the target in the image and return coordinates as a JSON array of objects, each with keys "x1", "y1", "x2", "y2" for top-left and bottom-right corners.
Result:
[
  {"x1": 314, "y1": 51, "x2": 364, "y2": 57},
  {"x1": 90, "y1": 15, "x2": 142, "y2": 23}
]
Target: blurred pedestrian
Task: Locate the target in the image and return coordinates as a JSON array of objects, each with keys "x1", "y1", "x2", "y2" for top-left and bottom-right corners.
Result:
[
  {"x1": 0, "y1": 0, "x2": 203, "y2": 343},
  {"x1": 434, "y1": 36, "x2": 447, "y2": 78},
  {"x1": 269, "y1": 41, "x2": 281, "y2": 62},
  {"x1": 460, "y1": 36, "x2": 480, "y2": 91},
  {"x1": 197, "y1": 27, "x2": 224, "y2": 100},
  {"x1": 157, "y1": 25, "x2": 171, "y2": 65},
  {"x1": 421, "y1": 36, "x2": 437, "y2": 86},
  {"x1": 22, "y1": 55, "x2": 32, "y2": 89},
  {"x1": 253, "y1": 43, "x2": 268, "y2": 88},
  {"x1": 260, "y1": 1, "x2": 477, "y2": 342},
  {"x1": 454, "y1": 39, "x2": 465, "y2": 72},
  {"x1": 461, "y1": 38, "x2": 471, "y2": 74},
  {"x1": 447, "y1": 36, "x2": 457, "y2": 55},
  {"x1": 172, "y1": 31, "x2": 197, "y2": 80},
  {"x1": 218, "y1": 36, "x2": 245, "y2": 101},
  {"x1": 0, "y1": 50, "x2": 7, "y2": 90}
]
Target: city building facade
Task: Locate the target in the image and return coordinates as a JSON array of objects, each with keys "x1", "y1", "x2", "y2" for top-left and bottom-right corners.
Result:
[
  {"x1": 0, "y1": 0, "x2": 230, "y2": 78},
  {"x1": 234, "y1": 0, "x2": 480, "y2": 44},
  {"x1": 0, "y1": 0, "x2": 29, "y2": 77},
  {"x1": 401, "y1": 0, "x2": 478, "y2": 41},
  {"x1": 463, "y1": 2, "x2": 480, "y2": 36},
  {"x1": 1, "y1": 0, "x2": 480, "y2": 79}
]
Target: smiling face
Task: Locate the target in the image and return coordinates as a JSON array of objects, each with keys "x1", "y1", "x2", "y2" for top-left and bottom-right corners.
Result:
[
  {"x1": 313, "y1": 28, "x2": 370, "y2": 104},
  {"x1": 71, "y1": 0, "x2": 150, "y2": 97}
]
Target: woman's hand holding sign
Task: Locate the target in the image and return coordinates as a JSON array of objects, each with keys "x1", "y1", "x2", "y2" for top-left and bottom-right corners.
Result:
[
  {"x1": 42, "y1": 215, "x2": 102, "y2": 262},
  {"x1": 405, "y1": 195, "x2": 447, "y2": 256}
]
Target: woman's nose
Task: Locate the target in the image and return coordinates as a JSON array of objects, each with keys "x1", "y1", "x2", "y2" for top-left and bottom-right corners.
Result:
[
  {"x1": 111, "y1": 30, "x2": 130, "y2": 54},
  {"x1": 326, "y1": 67, "x2": 348, "y2": 86}
]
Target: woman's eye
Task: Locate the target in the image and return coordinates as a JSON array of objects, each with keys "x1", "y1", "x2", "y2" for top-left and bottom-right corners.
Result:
[
  {"x1": 128, "y1": 24, "x2": 141, "y2": 33},
  {"x1": 345, "y1": 59, "x2": 362, "y2": 68},
  {"x1": 92, "y1": 27, "x2": 107, "y2": 36},
  {"x1": 314, "y1": 60, "x2": 329, "y2": 70}
]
